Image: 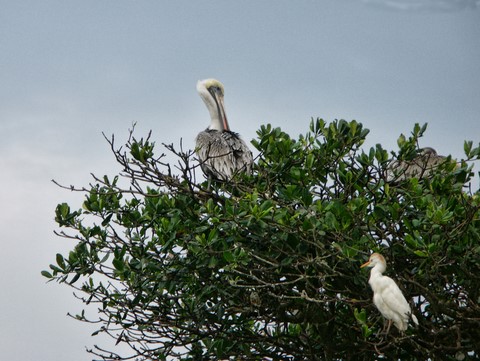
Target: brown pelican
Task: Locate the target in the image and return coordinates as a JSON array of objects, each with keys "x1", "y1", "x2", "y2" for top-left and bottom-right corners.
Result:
[
  {"x1": 195, "y1": 78, "x2": 253, "y2": 182},
  {"x1": 385, "y1": 147, "x2": 447, "y2": 183}
]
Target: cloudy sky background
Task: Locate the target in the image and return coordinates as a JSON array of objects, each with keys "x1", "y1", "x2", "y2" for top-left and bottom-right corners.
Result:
[{"x1": 1, "y1": 1, "x2": 479, "y2": 360}]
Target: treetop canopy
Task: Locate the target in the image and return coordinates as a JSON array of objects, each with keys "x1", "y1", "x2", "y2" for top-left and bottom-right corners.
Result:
[{"x1": 44, "y1": 119, "x2": 480, "y2": 360}]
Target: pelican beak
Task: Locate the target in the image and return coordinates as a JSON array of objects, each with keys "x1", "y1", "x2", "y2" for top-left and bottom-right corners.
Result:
[
  {"x1": 209, "y1": 87, "x2": 230, "y2": 131},
  {"x1": 216, "y1": 95, "x2": 230, "y2": 131},
  {"x1": 360, "y1": 260, "x2": 371, "y2": 268}
]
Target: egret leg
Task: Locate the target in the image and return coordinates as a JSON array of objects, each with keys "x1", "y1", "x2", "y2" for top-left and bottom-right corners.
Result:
[
  {"x1": 385, "y1": 319, "x2": 393, "y2": 335},
  {"x1": 380, "y1": 319, "x2": 387, "y2": 334}
]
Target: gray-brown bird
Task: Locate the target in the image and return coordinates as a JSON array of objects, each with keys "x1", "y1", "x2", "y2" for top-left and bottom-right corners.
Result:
[
  {"x1": 385, "y1": 147, "x2": 447, "y2": 183},
  {"x1": 195, "y1": 78, "x2": 253, "y2": 183}
]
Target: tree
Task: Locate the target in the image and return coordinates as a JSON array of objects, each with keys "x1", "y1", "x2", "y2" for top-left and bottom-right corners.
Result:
[{"x1": 43, "y1": 119, "x2": 480, "y2": 360}]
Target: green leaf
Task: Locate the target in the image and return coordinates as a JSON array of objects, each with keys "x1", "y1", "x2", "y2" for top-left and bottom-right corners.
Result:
[
  {"x1": 56, "y1": 253, "x2": 66, "y2": 269},
  {"x1": 414, "y1": 250, "x2": 428, "y2": 258},
  {"x1": 112, "y1": 258, "x2": 125, "y2": 271},
  {"x1": 223, "y1": 251, "x2": 234, "y2": 263},
  {"x1": 69, "y1": 273, "x2": 81, "y2": 285},
  {"x1": 41, "y1": 270, "x2": 53, "y2": 279},
  {"x1": 464, "y1": 140, "x2": 473, "y2": 157}
]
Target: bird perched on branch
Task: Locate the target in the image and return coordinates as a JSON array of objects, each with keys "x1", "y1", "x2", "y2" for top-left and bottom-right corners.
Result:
[
  {"x1": 195, "y1": 78, "x2": 253, "y2": 183},
  {"x1": 361, "y1": 253, "x2": 418, "y2": 333},
  {"x1": 384, "y1": 147, "x2": 447, "y2": 183}
]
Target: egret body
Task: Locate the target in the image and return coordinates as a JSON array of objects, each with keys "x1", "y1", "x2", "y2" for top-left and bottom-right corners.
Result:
[{"x1": 361, "y1": 253, "x2": 418, "y2": 333}]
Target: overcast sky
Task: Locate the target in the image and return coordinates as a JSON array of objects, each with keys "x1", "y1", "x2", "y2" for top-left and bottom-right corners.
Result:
[{"x1": 1, "y1": 1, "x2": 479, "y2": 360}]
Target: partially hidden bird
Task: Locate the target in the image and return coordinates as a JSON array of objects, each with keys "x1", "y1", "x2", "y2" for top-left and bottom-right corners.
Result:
[
  {"x1": 361, "y1": 253, "x2": 418, "y2": 333},
  {"x1": 195, "y1": 78, "x2": 253, "y2": 183},
  {"x1": 384, "y1": 147, "x2": 447, "y2": 183}
]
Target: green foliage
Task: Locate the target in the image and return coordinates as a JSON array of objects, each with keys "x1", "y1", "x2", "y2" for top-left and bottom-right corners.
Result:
[{"x1": 45, "y1": 119, "x2": 480, "y2": 360}]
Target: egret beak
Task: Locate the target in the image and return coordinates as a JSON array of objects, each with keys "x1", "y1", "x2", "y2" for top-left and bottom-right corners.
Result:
[{"x1": 360, "y1": 260, "x2": 371, "y2": 268}]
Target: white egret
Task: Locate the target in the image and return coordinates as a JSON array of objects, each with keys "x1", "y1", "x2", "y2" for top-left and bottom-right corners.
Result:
[
  {"x1": 361, "y1": 253, "x2": 419, "y2": 333},
  {"x1": 385, "y1": 147, "x2": 447, "y2": 183},
  {"x1": 195, "y1": 78, "x2": 253, "y2": 182}
]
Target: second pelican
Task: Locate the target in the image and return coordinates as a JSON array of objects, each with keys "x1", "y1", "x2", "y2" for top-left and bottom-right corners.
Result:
[{"x1": 385, "y1": 147, "x2": 447, "y2": 183}]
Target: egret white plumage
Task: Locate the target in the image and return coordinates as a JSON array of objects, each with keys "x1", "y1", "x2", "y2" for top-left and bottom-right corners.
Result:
[
  {"x1": 361, "y1": 253, "x2": 418, "y2": 333},
  {"x1": 385, "y1": 147, "x2": 446, "y2": 183},
  {"x1": 195, "y1": 78, "x2": 253, "y2": 182}
]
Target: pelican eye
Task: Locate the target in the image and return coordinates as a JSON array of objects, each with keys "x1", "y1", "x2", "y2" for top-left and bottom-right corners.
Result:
[{"x1": 208, "y1": 85, "x2": 222, "y2": 97}]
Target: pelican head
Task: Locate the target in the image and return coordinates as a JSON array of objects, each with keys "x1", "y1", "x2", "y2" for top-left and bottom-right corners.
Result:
[
  {"x1": 197, "y1": 78, "x2": 230, "y2": 132},
  {"x1": 419, "y1": 147, "x2": 437, "y2": 156}
]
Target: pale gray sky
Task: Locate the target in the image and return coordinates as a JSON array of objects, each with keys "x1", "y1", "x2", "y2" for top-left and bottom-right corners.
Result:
[{"x1": 1, "y1": 1, "x2": 479, "y2": 360}]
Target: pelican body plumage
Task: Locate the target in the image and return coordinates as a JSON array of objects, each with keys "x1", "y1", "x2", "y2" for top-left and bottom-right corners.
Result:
[
  {"x1": 195, "y1": 78, "x2": 253, "y2": 182},
  {"x1": 361, "y1": 253, "x2": 418, "y2": 333},
  {"x1": 385, "y1": 147, "x2": 447, "y2": 183}
]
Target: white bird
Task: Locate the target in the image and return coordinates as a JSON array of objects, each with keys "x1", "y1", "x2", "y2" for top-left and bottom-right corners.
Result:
[
  {"x1": 385, "y1": 147, "x2": 447, "y2": 183},
  {"x1": 195, "y1": 78, "x2": 253, "y2": 182},
  {"x1": 361, "y1": 253, "x2": 418, "y2": 333}
]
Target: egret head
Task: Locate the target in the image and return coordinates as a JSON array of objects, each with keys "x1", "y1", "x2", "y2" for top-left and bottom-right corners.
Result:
[
  {"x1": 360, "y1": 253, "x2": 387, "y2": 270},
  {"x1": 197, "y1": 78, "x2": 229, "y2": 131}
]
